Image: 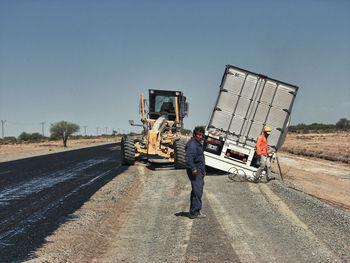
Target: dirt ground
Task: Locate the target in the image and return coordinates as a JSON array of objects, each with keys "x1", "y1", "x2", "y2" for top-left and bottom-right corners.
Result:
[
  {"x1": 273, "y1": 152, "x2": 350, "y2": 210},
  {"x1": 0, "y1": 137, "x2": 121, "y2": 162},
  {"x1": 1, "y1": 133, "x2": 350, "y2": 211},
  {"x1": 0, "y1": 132, "x2": 350, "y2": 212},
  {"x1": 275, "y1": 132, "x2": 350, "y2": 211},
  {"x1": 281, "y1": 131, "x2": 350, "y2": 163},
  {"x1": 2, "y1": 133, "x2": 349, "y2": 262},
  {"x1": 23, "y1": 149, "x2": 350, "y2": 262}
]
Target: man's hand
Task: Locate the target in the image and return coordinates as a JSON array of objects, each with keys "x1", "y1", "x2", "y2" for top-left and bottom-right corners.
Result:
[
  {"x1": 192, "y1": 169, "x2": 198, "y2": 176},
  {"x1": 204, "y1": 170, "x2": 207, "y2": 177}
]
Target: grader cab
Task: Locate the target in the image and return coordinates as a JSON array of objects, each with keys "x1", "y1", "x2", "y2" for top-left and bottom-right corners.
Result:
[{"x1": 121, "y1": 89, "x2": 189, "y2": 168}]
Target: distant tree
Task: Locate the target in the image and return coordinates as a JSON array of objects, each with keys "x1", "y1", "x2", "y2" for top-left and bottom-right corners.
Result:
[
  {"x1": 336, "y1": 118, "x2": 350, "y2": 130},
  {"x1": 181, "y1": 128, "x2": 192, "y2": 135},
  {"x1": 30, "y1": 132, "x2": 45, "y2": 142},
  {"x1": 18, "y1": 132, "x2": 31, "y2": 141},
  {"x1": 19, "y1": 132, "x2": 45, "y2": 142},
  {"x1": 50, "y1": 121, "x2": 80, "y2": 147}
]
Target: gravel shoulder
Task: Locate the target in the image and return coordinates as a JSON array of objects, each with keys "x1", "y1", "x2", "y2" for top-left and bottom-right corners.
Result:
[
  {"x1": 26, "y1": 162, "x2": 350, "y2": 262},
  {"x1": 275, "y1": 152, "x2": 350, "y2": 210},
  {"x1": 205, "y1": 176, "x2": 350, "y2": 262}
]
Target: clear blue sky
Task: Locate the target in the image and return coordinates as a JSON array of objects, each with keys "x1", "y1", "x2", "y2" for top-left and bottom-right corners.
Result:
[{"x1": 1, "y1": 0, "x2": 349, "y2": 137}]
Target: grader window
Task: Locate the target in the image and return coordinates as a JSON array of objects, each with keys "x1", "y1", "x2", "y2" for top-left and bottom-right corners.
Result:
[
  {"x1": 155, "y1": 96, "x2": 175, "y2": 114},
  {"x1": 149, "y1": 90, "x2": 181, "y2": 120}
]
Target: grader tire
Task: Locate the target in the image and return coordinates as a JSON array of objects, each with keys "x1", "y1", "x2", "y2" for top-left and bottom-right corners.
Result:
[
  {"x1": 122, "y1": 136, "x2": 136, "y2": 165},
  {"x1": 174, "y1": 139, "x2": 187, "y2": 169}
]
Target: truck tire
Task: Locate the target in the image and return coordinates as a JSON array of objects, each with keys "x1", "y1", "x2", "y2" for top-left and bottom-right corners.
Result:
[
  {"x1": 174, "y1": 139, "x2": 187, "y2": 169},
  {"x1": 121, "y1": 136, "x2": 136, "y2": 165}
]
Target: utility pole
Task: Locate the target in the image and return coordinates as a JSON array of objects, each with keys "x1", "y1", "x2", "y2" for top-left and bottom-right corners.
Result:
[
  {"x1": 105, "y1": 127, "x2": 108, "y2": 135},
  {"x1": 40, "y1": 122, "x2": 45, "y2": 136},
  {"x1": 1, "y1": 120, "x2": 5, "y2": 139},
  {"x1": 96, "y1": 127, "x2": 99, "y2": 136},
  {"x1": 84, "y1": 126, "x2": 87, "y2": 136}
]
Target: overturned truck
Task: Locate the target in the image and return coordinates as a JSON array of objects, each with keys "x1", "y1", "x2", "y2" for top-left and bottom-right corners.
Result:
[{"x1": 203, "y1": 65, "x2": 299, "y2": 179}]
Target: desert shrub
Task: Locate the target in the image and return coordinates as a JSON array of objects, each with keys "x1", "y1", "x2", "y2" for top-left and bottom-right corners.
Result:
[
  {"x1": 71, "y1": 135, "x2": 84, "y2": 140},
  {"x1": 2, "y1": 136, "x2": 18, "y2": 144},
  {"x1": 289, "y1": 118, "x2": 349, "y2": 133},
  {"x1": 49, "y1": 133, "x2": 61, "y2": 141},
  {"x1": 18, "y1": 132, "x2": 46, "y2": 142},
  {"x1": 181, "y1": 128, "x2": 192, "y2": 135},
  {"x1": 18, "y1": 132, "x2": 31, "y2": 141},
  {"x1": 336, "y1": 118, "x2": 350, "y2": 130},
  {"x1": 29, "y1": 132, "x2": 46, "y2": 142}
]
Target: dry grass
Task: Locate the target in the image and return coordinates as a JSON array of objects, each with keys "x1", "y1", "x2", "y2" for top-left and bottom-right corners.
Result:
[
  {"x1": 281, "y1": 132, "x2": 350, "y2": 164},
  {"x1": 0, "y1": 137, "x2": 121, "y2": 161}
]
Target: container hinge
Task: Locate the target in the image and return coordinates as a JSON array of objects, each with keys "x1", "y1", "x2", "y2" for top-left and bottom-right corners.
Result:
[
  {"x1": 246, "y1": 137, "x2": 256, "y2": 142},
  {"x1": 228, "y1": 130, "x2": 238, "y2": 136},
  {"x1": 214, "y1": 107, "x2": 222, "y2": 111},
  {"x1": 258, "y1": 74, "x2": 268, "y2": 79}
]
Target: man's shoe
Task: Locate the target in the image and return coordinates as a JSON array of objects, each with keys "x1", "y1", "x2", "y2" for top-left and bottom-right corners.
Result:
[
  {"x1": 267, "y1": 176, "x2": 275, "y2": 181},
  {"x1": 189, "y1": 213, "x2": 206, "y2": 219},
  {"x1": 189, "y1": 213, "x2": 198, "y2": 219},
  {"x1": 196, "y1": 213, "x2": 206, "y2": 218}
]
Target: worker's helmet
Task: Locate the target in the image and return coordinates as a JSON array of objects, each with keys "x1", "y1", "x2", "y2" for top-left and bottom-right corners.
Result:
[{"x1": 264, "y1": 126, "x2": 272, "y2": 133}]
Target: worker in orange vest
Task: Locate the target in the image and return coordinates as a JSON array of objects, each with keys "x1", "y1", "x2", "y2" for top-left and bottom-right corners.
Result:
[{"x1": 255, "y1": 126, "x2": 274, "y2": 182}]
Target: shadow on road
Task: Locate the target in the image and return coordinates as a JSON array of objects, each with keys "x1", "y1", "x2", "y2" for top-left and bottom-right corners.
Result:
[
  {"x1": 145, "y1": 161, "x2": 175, "y2": 171},
  {"x1": 174, "y1": 211, "x2": 191, "y2": 218}
]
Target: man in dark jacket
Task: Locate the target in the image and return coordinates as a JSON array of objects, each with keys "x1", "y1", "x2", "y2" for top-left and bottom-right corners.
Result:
[{"x1": 185, "y1": 126, "x2": 206, "y2": 219}]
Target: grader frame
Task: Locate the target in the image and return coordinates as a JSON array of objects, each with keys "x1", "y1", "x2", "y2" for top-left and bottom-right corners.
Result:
[{"x1": 121, "y1": 89, "x2": 188, "y2": 168}]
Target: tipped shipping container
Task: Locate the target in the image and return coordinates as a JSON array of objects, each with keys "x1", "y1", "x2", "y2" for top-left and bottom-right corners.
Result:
[{"x1": 204, "y1": 64, "x2": 299, "y2": 178}]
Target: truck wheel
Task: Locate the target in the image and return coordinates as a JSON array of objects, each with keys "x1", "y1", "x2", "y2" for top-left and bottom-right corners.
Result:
[
  {"x1": 122, "y1": 136, "x2": 136, "y2": 165},
  {"x1": 174, "y1": 139, "x2": 187, "y2": 169}
]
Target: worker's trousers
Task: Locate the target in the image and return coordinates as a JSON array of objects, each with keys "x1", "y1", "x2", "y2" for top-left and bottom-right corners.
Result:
[
  {"x1": 256, "y1": 155, "x2": 272, "y2": 179},
  {"x1": 187, "y1": 169, "x2": 205, "y2": 215}
]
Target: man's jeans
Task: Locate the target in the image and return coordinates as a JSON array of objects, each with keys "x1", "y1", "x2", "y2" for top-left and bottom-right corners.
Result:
[
  {"x1": 187, "y1": 169, "x2": 204, "y2": 215},
  {"x1": 256, "y1": 155, "x2": 271, "y2": 179}
]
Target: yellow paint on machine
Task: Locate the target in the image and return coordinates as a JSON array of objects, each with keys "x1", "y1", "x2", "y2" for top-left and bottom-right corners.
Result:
[{"x1": 147, "y1": 130, "x2": 159, "y2": 154}]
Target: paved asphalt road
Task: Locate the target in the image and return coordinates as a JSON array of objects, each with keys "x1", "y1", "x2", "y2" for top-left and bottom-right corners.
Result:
[{"x1": 0, "y1": 143, "x2": 124, "y2": 262}]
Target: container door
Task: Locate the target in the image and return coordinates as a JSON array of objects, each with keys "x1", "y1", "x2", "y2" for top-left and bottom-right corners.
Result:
[{"x1": 208, "y1": 67, "x2": 259, "y2": 143}]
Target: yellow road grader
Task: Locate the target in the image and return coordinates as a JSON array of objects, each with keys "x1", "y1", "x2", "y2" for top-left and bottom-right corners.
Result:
[{"x1": 121, "y1": 89, "x2": 189, "y2": 168}]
